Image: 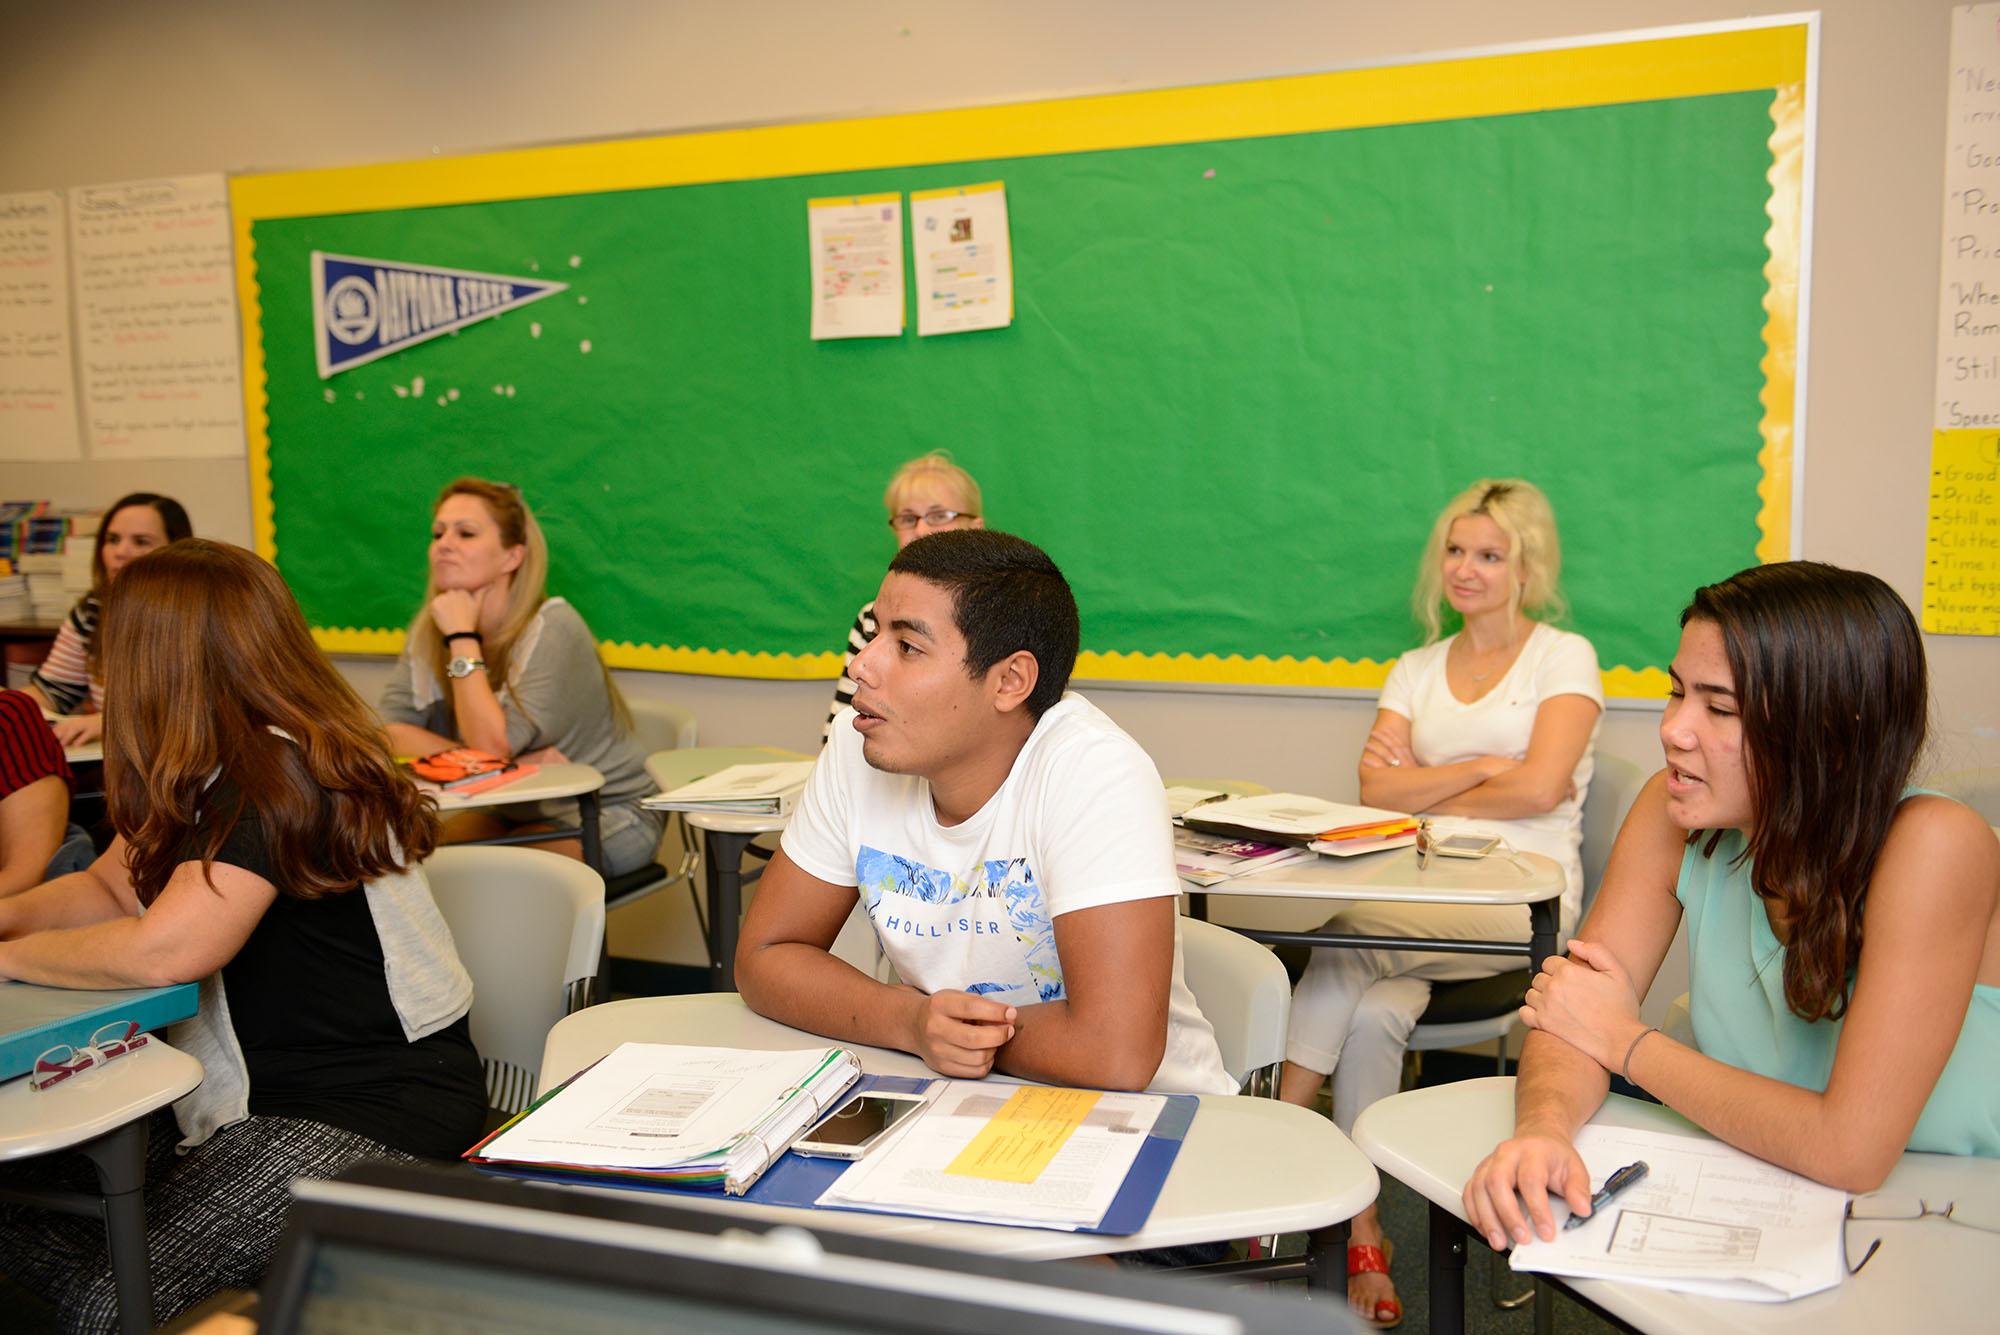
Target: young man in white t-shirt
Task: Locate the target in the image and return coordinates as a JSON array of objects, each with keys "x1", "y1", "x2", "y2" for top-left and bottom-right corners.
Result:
[{"x1": 737, "y1": 530, "x2": 1231, "y2": 1096}]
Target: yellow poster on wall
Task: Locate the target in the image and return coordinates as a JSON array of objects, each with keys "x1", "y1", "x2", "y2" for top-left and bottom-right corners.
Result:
[{"x1": 1923, "y1": 429, "x2": 2000, "y2": 636}]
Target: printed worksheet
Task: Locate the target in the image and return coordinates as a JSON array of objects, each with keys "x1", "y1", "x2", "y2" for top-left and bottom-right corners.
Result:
[
  {"x1": 808, "y1": 193, "x2": 904, "y2": 339},
  {"x1": 911, "y1": 182, "x2": 1013, "y2": 336},
  {"x1": 1509, "y1": 1124, "x2": 1848, "y2": 1301},
  {"x1": 817, "y1": 1080, "x2": 1163, "y2": 1229}
]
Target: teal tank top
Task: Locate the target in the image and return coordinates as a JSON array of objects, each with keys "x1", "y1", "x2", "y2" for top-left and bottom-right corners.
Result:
[{"x1": 1676, "y1": 808, "x2": 2000, "y2": 1158}]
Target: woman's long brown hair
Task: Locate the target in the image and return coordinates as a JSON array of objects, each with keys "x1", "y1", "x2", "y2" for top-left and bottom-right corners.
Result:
[
  {"x1": 100, "y1": 540, "x2": 438, "y2": 905},
  {"x1": 1683, "y1": 562, "x2": 1928, "y2": 1022}
]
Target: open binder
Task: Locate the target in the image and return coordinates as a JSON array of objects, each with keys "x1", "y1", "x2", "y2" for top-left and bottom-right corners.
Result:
[
  {"x1": 474, "y1": 1070, "x2": 1197, "y2": 1237},
  {"x1": 465, "y1": 1043, "x2": 862, "y2": 1196}
]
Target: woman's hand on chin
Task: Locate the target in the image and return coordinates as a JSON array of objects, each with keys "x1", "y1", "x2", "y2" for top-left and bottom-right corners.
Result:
[
  {"x1": 1520, "y1": 939, "x2": 1646, "y2": 1072},
  {"x1": 431, "y1": 589, "x2": 481, "y2": 638}
]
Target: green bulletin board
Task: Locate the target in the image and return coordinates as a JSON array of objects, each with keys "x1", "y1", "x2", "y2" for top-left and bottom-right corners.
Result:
[{"x1": 233, "y1": 21, "x2": 1809, "y2": 695}]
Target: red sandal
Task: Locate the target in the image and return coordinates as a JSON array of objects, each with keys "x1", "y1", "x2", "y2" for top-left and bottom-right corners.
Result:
[{"x1": 1347, "y1": 1241, "x2": 1403, "y2": 1329}]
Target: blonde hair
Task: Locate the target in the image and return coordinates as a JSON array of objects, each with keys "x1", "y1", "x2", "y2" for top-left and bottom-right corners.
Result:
[
  {"x1": 1410, "y1": 478, "x2": 1566, "y2": 645},
  {"x1": 409, "y1": 478, "x2": 631, "y2": 734},
  {"x1": 882, "y1": 451, "x2": 983, "y2": 517}
]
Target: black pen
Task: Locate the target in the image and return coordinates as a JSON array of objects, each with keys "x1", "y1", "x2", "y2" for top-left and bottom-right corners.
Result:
[{"x1": 1563, "y1": 1160, "x2": 1648, "y2": 1231}]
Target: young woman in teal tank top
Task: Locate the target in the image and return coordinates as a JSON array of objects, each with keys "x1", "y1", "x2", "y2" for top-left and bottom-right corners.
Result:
[{"x1": 1461, "y1": 562, "x2": 2000, "y2": 1253}]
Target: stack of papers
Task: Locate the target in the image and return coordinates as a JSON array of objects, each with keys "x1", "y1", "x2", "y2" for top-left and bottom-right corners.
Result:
[
  {"x1": 1183, "y1": 793, "x2": 1418, "y2": 857},
  {"x1": 467, "y1": 1043, "x2": 862, "y2": 1196},
  {"x1": 643, "y1": 761, "x2": 815, "y2": 816},
  {"x1": 816, "y1": 1081, "x2": 1167, "y2": 1231},
  {"x1": 1174, "y1": 827, "x2": 1319, "y2": 886},
  {"x1": 1509, "y1": 1124, "x2": 1849, "y2": 1302}
]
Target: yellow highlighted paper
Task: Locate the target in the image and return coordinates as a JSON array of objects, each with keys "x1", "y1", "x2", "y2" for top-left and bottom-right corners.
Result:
[
  {"x1": 1923, "y1": 430, "x2": 2000, "y2": 636},
  {"x1": 944, "y1": 1086, "x2": 1101, "y2": 1183}
]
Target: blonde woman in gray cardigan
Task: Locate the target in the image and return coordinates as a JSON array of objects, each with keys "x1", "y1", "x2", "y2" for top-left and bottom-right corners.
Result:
[{"x1": 378, "y1": 477, "x2": 663, "y2": 877}]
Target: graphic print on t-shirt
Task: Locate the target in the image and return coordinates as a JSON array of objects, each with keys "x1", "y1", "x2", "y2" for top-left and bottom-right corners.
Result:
[{"x1": 855, "y1": 847, "x2": 1063, "y2": 1006}]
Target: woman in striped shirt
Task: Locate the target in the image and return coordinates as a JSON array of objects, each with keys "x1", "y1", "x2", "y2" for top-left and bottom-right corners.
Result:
[{"x1": 22, "y1": 492, "x2": 192, "y2": 747}]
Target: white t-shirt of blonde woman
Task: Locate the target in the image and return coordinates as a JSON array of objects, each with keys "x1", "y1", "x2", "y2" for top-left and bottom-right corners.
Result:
[{"x1": 1378, "y1": 621, "x2": 1602, "y2": 933}]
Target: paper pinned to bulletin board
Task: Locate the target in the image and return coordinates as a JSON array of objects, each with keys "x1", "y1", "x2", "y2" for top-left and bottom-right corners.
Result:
[
  {"x1": 912, "y1": 182, "x2": 1012, "y2": 336},
  {"x1": 1928, "y1": 4, "x2": 2000, "y2": 634},
  {"x1": 808, "y1": 192, "x2": 905, "y2": 339}
]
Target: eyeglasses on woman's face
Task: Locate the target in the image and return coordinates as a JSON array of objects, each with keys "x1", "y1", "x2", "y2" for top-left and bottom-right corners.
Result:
[{"x1": 887, "y1": 508, "x2": 975, "y2": 531}]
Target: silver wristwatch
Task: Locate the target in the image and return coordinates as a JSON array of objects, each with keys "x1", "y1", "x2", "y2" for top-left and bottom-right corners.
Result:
[{"x1": 446, "y1": 655, "x2": 487, "y2": 679}]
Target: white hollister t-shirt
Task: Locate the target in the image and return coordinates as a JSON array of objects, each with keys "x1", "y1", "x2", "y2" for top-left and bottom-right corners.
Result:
[{"x1": 789, "y1": 693, "x2": 1234, "y2": 1096}]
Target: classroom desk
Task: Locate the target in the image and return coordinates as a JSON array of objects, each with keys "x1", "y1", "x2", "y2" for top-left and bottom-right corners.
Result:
[
  {"x1": 0, "y1": 1041, "x2": 205, "y2": 1335},
  {"x1": 642, "y1": 745, "x2": 810, "y2": 992},
  {"x1": 1351, "y1": 1077, "x2": 1999, "y2": 1335},
  {"x1": 1192, "y1": 845, "x2": 1567, "y2": 975},
  {"x1": 538, "y1": 992, "x2": 1379, "y2": 1273},
  {"x1": 432, "y1": 760, "x2": 607, "y2": 874}
]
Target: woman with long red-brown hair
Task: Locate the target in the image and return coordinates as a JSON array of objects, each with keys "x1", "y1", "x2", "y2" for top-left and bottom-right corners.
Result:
[{"x1": 0, "y1": 540, "x2": 485, "y2": 1333}]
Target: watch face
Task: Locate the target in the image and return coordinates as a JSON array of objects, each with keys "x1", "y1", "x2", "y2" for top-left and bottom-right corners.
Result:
[{"x1": 447, "y1": 656, "x2": 483, "y2": 678}]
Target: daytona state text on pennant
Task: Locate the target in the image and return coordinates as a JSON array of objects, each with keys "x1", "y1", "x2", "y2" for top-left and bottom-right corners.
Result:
[{"x1": 312, "y1": 251, "x2": 567, "y2": 378}]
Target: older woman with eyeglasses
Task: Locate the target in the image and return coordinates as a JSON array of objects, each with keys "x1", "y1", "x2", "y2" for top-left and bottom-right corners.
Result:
[{"x1": 825, "y1": 452, "x2": 985, "y2": 739}]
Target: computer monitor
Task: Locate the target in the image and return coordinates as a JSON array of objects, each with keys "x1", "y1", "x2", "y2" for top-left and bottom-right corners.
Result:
[{"x1": 258, "y1": 1164, "x2": 1357, "y2": 1334}]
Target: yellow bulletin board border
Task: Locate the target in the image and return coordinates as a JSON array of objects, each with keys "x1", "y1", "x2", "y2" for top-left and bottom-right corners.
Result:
[{"x1": 239, "y1": 17, "x2": 1812, "y2": 695}]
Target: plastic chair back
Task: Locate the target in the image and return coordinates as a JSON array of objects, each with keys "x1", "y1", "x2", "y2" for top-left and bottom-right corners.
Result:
[
  {"x1": 424, "y1": 845, "x2": 606, "y2": 1114},
  {"x1": 626, "y1": 696, "x2": 699, "y2": 753},
  {"x1": 1177, "y1": 916, "x2": 1291, "y2": 1093}
]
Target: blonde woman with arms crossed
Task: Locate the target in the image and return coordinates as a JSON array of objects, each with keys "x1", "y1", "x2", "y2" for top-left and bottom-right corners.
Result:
[{"x1": 1281, "y1": 479, "x2": 1602, "y2": 1328}]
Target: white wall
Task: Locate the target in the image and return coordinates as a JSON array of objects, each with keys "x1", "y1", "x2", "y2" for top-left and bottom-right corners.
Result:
[{"x1": 6, "y1": 0, "x2": 1988, "y2": 1007}]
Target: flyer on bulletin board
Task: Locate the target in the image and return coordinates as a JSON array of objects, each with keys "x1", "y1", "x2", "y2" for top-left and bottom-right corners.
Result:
[
  {"x1": 911, "y1": 182, "x2": 1012, "y2": 337},
  {"x1": 808, "y1": 193, "x2": 905, "y2": 339}
]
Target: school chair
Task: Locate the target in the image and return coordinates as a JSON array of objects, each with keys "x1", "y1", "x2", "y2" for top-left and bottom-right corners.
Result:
[
  {"x1": 424, "y1": 845, "x2": 606, "y2": 1118},
  {"x1": 602, "y1": 695, "x2": 701, "y2": 914},
  {"x1": 1177, "y1": 916, "x2": 1291, "y2": 1096}
]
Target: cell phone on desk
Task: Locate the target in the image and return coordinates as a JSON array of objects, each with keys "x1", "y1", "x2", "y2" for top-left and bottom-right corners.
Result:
[
  {"x1": 1432, "y1": 833, "x2": 1501, "y2": 858},
  {"x1": 792, "y1": 1090, "x2": 930, "y2": 1159}
]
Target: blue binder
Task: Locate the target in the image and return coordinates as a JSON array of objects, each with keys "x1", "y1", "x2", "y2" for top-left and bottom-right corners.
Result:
[
  {"x1": 0, "y1": 980, "x2": 199, "y2": 1081},
  {"x1": 477, "y1": 1072, "x2": 1198, "y2": 1237}
]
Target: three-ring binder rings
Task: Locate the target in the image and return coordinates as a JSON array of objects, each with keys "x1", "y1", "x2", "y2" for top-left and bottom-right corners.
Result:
[{"x1": 465, "y1": 1043, "x2": 862, "y2": 1196}]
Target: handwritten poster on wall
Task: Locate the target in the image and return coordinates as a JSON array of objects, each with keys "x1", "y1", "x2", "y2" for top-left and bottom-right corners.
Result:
[
  {"x1": 1929, "y1": 5, "x2": 2000, "y2": 634},
  {"x1": 70, "y1": 174, "x2": 244, "y2": 460},
  {"x1": 0, "y1": 191, "x2": 82, "y2": 461}
]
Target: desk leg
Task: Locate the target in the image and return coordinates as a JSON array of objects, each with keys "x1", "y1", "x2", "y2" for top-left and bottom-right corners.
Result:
[
  {"x1": 1302, "y1": 1218, "x2": 1349, "y2": 1296},
  {"x1": 77, "y1": 1117, "x2": 154, "y2": 1335},
  {"x1": 707, "y1": 830, "x2": 755, "y2": 993},
  {"x1": 1528, "y1": 898, "x2": 1559, "y2": 974},
  {"x1": 1428, "y1": 1200, "x2": 1467, "y2": 1335},
  {"x1": 578, "y1": 791, "x2": 604, "y2": 876}
]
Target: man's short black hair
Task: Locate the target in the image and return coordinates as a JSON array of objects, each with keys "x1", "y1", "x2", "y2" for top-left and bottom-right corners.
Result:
[{"x1": 887, "y1": 529, "x2": 1079, "y2": 718}]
